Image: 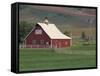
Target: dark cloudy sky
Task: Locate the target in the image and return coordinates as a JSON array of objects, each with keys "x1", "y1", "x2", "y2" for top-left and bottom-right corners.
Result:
[{"x1": 19, "y1": 4, "x2": 96, "y2": 28}]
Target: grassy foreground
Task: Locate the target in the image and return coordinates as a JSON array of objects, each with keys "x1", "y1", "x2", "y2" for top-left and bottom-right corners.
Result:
[{"x1": 19, "y1": 44, "x2": 96, "y2": 71}]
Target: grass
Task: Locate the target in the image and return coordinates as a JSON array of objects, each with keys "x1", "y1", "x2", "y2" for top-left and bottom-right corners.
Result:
[{"x1": 19, "y1": 44, "x2": 96, "y2": 71}]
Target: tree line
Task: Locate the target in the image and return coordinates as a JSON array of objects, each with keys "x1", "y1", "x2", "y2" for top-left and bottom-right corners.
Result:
[{"x1": 19, "y1": 21, "x2": 34, "y2": 43}]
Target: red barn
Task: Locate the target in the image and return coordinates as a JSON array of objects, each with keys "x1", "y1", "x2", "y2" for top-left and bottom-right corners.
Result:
[{"x1": 23, "y1": 19, "x2": 72, "y2": 48}]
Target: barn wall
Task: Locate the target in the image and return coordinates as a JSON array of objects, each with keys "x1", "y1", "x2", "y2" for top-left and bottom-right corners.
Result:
[
  {"x1": 51, "y1": 39, "x2": 71, "y2": 48},
  {"x1": 25, "y1": 24, "x2": 51, "y2": 47}
]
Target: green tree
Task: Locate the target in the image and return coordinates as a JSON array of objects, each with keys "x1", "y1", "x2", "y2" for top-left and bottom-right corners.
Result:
[
  {"x1": 81, "y1": 31, "x2": 86, "y2": 40},
  {"x1": 64, "y1": 30, "x2": 71, "y2": 37},
  {"x1": 19, "y1": 21, "x2": 34, "y2": 43},
  {"x1": 81, "y1": 31, "x2": 90, "y2": 45}
]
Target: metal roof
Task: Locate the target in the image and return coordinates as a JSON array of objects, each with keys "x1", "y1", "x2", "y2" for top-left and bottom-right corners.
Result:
[{"x1": 37, "y1": 23, "x2": 71, "y2": 39}]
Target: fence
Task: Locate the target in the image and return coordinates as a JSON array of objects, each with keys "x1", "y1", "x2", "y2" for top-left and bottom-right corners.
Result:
[{"x1": 20, "y1": 44, "x2": 51, "y2": 48}]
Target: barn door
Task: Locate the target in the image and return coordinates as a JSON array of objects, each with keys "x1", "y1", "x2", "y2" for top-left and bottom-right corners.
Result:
[
  {"x1": 46, "y1": 42, "x2": 49, "y2": 48},
  {"x1": 54, "y1": 41, "x2": 61, "y2": 48}
]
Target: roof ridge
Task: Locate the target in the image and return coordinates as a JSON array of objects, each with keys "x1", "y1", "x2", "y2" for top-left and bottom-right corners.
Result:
[{"x1": 37, "y1": 23, "x2": 72, "y2": 39}]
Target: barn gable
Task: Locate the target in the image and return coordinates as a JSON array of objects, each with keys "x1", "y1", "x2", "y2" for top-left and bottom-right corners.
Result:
[{"x1": 24, "y1": 24, "x2": 50, "y2": 40}]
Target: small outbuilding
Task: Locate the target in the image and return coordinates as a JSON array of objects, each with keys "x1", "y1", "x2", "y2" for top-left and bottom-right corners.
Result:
[{"x1": 23, "y1": 18, "x2": 72, "y2": 48}]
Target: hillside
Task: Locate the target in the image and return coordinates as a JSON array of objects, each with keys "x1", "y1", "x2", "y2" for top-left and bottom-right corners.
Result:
[{"x1": 19, "y1": 5, "x2": 96, "y2": 28}]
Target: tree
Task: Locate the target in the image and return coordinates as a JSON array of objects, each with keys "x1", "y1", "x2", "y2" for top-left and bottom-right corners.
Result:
[
  {"x1": 19, "y1": 21, "x2": 34, "y2": 43},
  {"x1": 64, "y1": 30, "x2": 71, "y2": 37},
  {"x1": 81, "y1": 31, "x2": 86, "y2": 41},
  {"x1": 81, "y1": 31, "x2": 90, "y2": 45}
]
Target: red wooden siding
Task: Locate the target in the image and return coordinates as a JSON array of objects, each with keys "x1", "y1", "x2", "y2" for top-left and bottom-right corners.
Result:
[{"x1": 51, "y1": 39, "x2": 70, "y2": 48}]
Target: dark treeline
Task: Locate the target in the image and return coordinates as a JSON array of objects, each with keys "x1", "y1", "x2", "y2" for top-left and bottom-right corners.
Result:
[{"x1": 19, "y1": 21, "x2": 35, "y2": 43}]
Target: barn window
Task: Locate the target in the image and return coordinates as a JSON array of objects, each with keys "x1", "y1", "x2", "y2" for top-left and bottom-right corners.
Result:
[
  {"x1": 37, "y1": 40, "x2": 40, "y2": 44},
  {"x1": 32, "y1": 40, "x2": 36, "y2": 44},
  {"x1": 40, "y1": 40, "x2": 44, "y2": 44},
  {"x1": 35, "y1": 29, "x2": 42, "y2": 34},
  {"x1": 46, "y1": 42, "x2": 49, "y2": 45}
]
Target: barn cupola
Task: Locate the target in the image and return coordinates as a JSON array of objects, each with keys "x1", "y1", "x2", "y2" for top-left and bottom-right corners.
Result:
[{"x1": 44, "y1": 17, "x2": 49, "y2": 25}]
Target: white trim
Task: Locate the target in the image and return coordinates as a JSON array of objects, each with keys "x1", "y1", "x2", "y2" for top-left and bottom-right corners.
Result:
[
  {"x1": 51, "y1": 40, "x2": 52, "y2": 48},
  {"x1": 24, "y1": 40, "x2": 26, "y2": 48},
  {"x1": 35, "y1": 29, "x2": 42, "y2": 34}
]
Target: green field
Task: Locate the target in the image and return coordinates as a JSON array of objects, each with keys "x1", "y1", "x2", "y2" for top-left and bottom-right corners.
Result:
[{"x1": 19, "y1": 43, "x2": 96, "y2": 71}]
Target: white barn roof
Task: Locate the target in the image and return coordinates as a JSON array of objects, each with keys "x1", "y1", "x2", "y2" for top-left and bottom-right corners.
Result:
[{"x1": 37, "y1": 23, "x2": 71, "y2": 39}]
